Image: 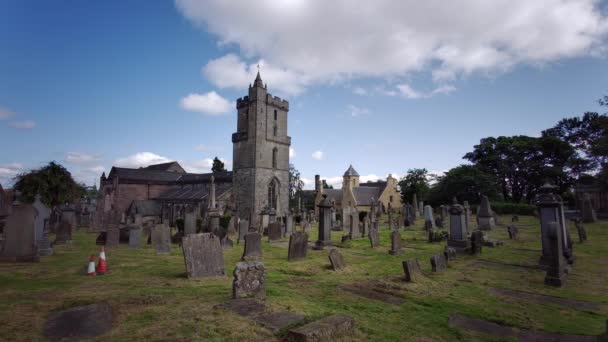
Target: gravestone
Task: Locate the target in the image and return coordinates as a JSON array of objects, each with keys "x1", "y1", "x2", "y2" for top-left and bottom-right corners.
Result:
[
  {"x1": 444, "y1": 246, "x2": 457, "y2": 261},
  {"x1": 402, "y1": 258, "x2": 422, "y2": 282},
  {"x1": 209, "y1": 212, "x2": 221, "y2": 236},
  {"x1": 512, "y1": 215, "x2": 519, "y2": 222},
  {"x1": 227, "y1": 216, "x2": 237, "y2": 236},
  {"x1": 369, "y1": 227, "x2": 380, "y2": 248},
  {"x1": 105, "y1": 227, "x2": 120, "y2": 247},
  {"x1": 128, "y1": 227, "x2": 142, "y2": 249},
  {"x1": 424, "y1": 205, "x2": 435, "y2": 231},
  {"x1": 238, "y1": 219, "x2": 249, "y2": 243},
  {"x1": 430, "y1": 253, "x2": 447, "y2": 272},
  {"x1": 388, "y1": 230, "x2": 404, "y2": 255},
  {"x1": 435, "y1": 216, "x2": 443, "y2": 228},
  {"x1": 32, "y1": 195, "x2": 51, "y2": 248},
  {"x1": 340, "y1": 207, "x2": 349, "y2": 232},
  {"x1": 242, "y1": 232, "x2": 262, "y2": 261},
  {"x1": 447, "y1": 200, "x2": 470, "y2": 253},
  {"x1": 182, "y1": 233, "x2": 225, "y2": 278},
  {"x1": 463, "y1": 201, "x2": 472, "y2": 234},
  {"x1": 470, "y1": 231, "x2": 483, "y2": 255},
  {"x1": 328, "y1": 248, "x2": 345, "y2": 271},
  {"x1": 350, "y1": 210, "x2": 360, "y2": 238},
  {"x1": 37, "y1": 220, "x2": 53, "y2": 256},
  {"x1": 544, "y1": 222, "x2": 567, "y2": 287},
  {"x1": 581, "y1": 193, "x2": 597, "y2": 223},
  {"x1": 507, "y1": 225, "x2": 519, "y2": 240},
  {"x1": 152, "y1": 223, "x2": 171, "y2": 254},
  {"x1": 477, "y1": 196, "x2": 495, "y2": 230},
  {"x1": 184, "y1": 207, "x2": 197, "y2": 235},
  {"x1": 261, "y1": 207, "x2": 270, "y2": 232},
  {"x1": 233, "y1": 261, "x2": 266, "y2": 299},
  {"x1": 287, "y1": 314, "x2": 355, "y2": 342},
  {"x1": 314, "y1": 195, "x2": 333, "y2": 249},
  {"x1": 412, "y1": 193, "x2": 419, "y2": 218},
  {"x1": 221, "y1": 236, "x2": 234, "y2": 249},
  {"x1": 55, "y1": 216, "x2": 74, "y2": 245},
  {"x1": 536, "y1": 183, "x2": 575, "y2": 267},
  {"x1": 267, "y1": 222, "x2": 282, "y2": 242},
  {"x1": 285, "y1": 213, "x2": 294, "y2": 236},
  {"x1": 288, "y1": 232, "x2": 308, "y2": 261},
  {"x1": 0, "y1": 203, "x2": 38, "y2": 262},
  {"x1": 574, "y1": 219, "x2": 587, "y2": 243}
]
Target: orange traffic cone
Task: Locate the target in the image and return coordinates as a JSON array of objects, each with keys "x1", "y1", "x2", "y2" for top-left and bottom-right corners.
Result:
[
  {"x1": 96, "y1": 246, "x2": 107, "y2": 275},
  {"x1": 86, "y1": 255, "x2": 96, "y2": 276}
]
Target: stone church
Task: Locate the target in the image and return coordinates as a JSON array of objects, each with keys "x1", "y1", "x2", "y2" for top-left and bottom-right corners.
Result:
[{"x1": 97, "y1": 72, "x2": 290, "y2": 227}]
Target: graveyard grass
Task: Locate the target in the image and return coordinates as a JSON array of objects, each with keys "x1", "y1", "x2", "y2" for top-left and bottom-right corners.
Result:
[{"x1": 1, "y1": 216, "x2": 607, "y2": 341}]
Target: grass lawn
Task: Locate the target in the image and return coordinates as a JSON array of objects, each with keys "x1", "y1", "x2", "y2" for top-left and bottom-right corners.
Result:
[{"x1": 0, "y1": 215, "x2": 606, "y2": 341}]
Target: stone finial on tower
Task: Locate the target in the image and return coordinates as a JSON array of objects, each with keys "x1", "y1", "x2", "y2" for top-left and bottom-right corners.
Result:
[{"x1": 253, "y1": 70, "x2": 264, "y2": 88}]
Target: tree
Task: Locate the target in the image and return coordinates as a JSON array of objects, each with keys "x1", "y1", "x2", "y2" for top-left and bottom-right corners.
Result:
[
  {"x1": 288, "y1": 164, "x2": 304, "y2": 207},
  {"x1": 427, "y1": 165, "x2": 499, "y2": 205},
  {"x1": 398, "y1": 168, "x2": 430, "y2": 203},
  {"x1": 322, "y1": 180, "x2": 333, "y2": 189},
  {"x1": 211, "y1": 157, "x2": 226, "y2": 173},
  {"x1": 12, "y1": 161, "x2": 86, "y2": 207}
]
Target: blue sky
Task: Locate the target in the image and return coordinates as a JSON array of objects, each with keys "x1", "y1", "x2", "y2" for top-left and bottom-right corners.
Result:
[{"x1": 1, "y1": 0, "x2": 607, "y2": 189}]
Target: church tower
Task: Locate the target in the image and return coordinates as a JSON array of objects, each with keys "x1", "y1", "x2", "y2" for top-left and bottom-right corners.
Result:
[{"x1": 232, "y1": 72, "x2": 291, "y2": 223}]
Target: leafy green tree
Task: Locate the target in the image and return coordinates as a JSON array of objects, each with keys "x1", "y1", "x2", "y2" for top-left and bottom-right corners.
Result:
[
  {"x1": 398, "y1": 168, "x2": 430, "y2": 203},
  {"x1": 211, "y1": 157, "x2": 226, "y2": 173},
  {"x1": 13, "y1": 161, "x2": 86, "y2": 207},
  {"x1": 427, "y1": 165, "x2": 499, "y2": 205},
  {"x1": 288, "y1": 164, "x2": 304, "y2": 207}
]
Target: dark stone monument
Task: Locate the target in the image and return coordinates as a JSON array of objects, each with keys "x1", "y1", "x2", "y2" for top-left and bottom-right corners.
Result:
[
  {"x1": 369, "y1": 227, "x2": 380, "y2": 248},
  {"x1": 128, "y1": 227, "x2": 142, "y2": 249},
  {"x1": 507, "y1": 225, "x2": 519, "y2": 240},
  {"x1": 477, "y1": 196, "x2": 495, "y2": 230},
  {"x1": 232, "y1": 261, "x2": 266, "y2": 299},
  {"x1": 430, "y1": 253, "x2": 447, "y2": 272},
  {"x1": 267, "y1": 222, "x2": 282, "y2": 242},
  {"x1": 544, "y1": 222, "x2": 567, "y2": 287},
  {"x1": 182, "y1": 233, "x2": 225, "y2": 278},
  {"x1": 447, "y1": 198, "x2": 470, "y2": 253},
  {"x1": 388, "y1": 230, "x2": 404, "y2": 255},
  {"x1": 574, "y1": 219, "x2": 587, "y2": 243},
  {"x1": 0, "y1": 203, "x2": 38, "y2": 262},
  {"x1": 470, "y1": 231, "x2": 483, "y2": 255},
  {"x1": 242, "y1": 232, "x2": 262, "y2": 261},
  {"x1": 403, "y1": 258, "x2": 422, "y2": 282},
  {"x1": 288, "y1": 232, "x2": 308, "y2": 261},
  {"x1": 314, "y1": 195, "x2": 333, "y2": 250},
  {"x1": 151, "y1": 223, "x2": 171, "y2": 255},
  {"x1": 328, "y1": 248, "x2": 345, "y2": 271}
]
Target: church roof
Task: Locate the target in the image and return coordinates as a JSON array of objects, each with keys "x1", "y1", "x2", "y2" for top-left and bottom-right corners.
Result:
[
  {"x1": 343, "y1": 165, "x2": 359, "y2": 177},
  {"x1": 323, "y1": 189, "x2": 343, "y2": 203},
  {"x1": 141, "y1": 161, "x2": 185, "y2": 173},
  {"x1": 352, "y1": 186, "x2": 381, "y2": 206},
  {"x1": 177, "y1": 171, "x2": 233, "y2": 184},
  {"x1": 156, "y1": 183, "x2": 232, "y2": 202},
  {"x1": 360, "y1": 180, "x2": 387, "y2": 194},
  {"x1": 107, "y1": 167, "x2": 182, "y2": 184}
]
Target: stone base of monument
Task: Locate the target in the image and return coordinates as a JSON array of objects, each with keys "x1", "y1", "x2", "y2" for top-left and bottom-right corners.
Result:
[
  {"x1": 477, "y1": 216, "x2": 495, "y2": 230},
  {"x1": 447, "y1": 239, "x2": 471, "y2": 254},
  {"x1": 388, "y1": 248, "x2": 404, "y2": 255}
]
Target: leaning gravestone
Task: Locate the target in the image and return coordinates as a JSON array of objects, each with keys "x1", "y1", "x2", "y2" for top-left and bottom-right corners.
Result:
[
  {"x1": 388, "y1": 230, "x2": 404, "y2": 255},
  {"x1": 233, "y1": 261, "x2": 266, "y2": 300},
  {"x1": 267, "y1": 222, "x2": 282, "y2": 242},
  {"x1": 182, "y1": 233, "x2": 225, "y2": 278},
  {"x1": 152, "y1": 223, "x2": 171, "y2": 255},
  {"x1": 128, "y1": 227, "x2": 142, "y2": 249},
  {"x1": 0, "y1": 204, "x2": 38, "y2": 262},
  {"x1": 369, "y1": 228, "x2": 380, "y2": 248},
  {"x1": 242, "y1": 232, "x2": 262, "y2": 261},
  {"x1": 288, "y1": 232, "x2": 308, "y2": 261},
  {"x1": 328, "y1": 248, "x2": 346, "y2": 271},
  {"x1": 430, "y1": 253, "x2": 447, "y2": 272},
  {"x1": 403, "y1": 258, "x2": 422, "y2": 282}
]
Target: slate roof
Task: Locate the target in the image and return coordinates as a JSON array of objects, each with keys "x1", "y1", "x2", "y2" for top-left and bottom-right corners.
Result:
[
  {"x1": 360, "y1": 181, "x2": 387, "y2": 194},
  {"x1": 352, "y1": 187, "x2": 381, "y2": 206},
  {"x1": 128, "y1": 200, "x2": 162, "y2": 217},
  {"x1": 107, "y1": 167, "x2": 183, "y2": 184},
  {"x1": 157, "y1": 183, "x2": 232, "y2": 202},
  {"x1": 141, "y1": 162, "x2": 185, "y2": 173},
  {"x1": 343, "y1": 165, "x2": 359, "y2": 177},
  {"x1": 177, "y1": 171, "x2": 233, "y2": 184},
  {"x1": 323, "y1": 189, "x2": 343, "y2": 203}
]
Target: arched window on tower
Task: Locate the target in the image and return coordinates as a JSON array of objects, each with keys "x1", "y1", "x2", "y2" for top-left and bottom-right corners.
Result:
[
  {"x1": 273, "y1": 125, "x2": 277, "y2": 137},
  {"x1": 268, "y1": 179, "x2": 278, "y2": 209},
  {"x1": 274, "y1": 109, "x2": 277, "y2": 120},
  {"x1": 272, "y1": 148, "x2": 278, "y2": 168}
]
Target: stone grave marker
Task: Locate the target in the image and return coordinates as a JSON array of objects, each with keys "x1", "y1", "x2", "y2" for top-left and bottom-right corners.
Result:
[
  {"x1": 350, "y1": 210, "x2": 361, "y2": 238},
  {"x1": 32, "y1": 195, "x2": 51, "y2": 249},
  {"x1": 241, "y1": 232, "x2": 262, "y2": 261},
  {"x1": 267, "y1": 222, "x2": 282, "y2": 242},
  {"x1": 507, "y1": 225, "x2": 519, "y2": 240},
  {"x1": 288, "y1": 231, "x2": 308, "y2": 261},
  {"x1": 152, "y1": 223, "x2": 171, "y2": 255},
  {"x1": 328, "y1": 248, "x2": 345, "y2": 271},
  {"x1": 544, "y1": 222, "x2": 567, "y2": 287},
  {"x1": 477, "y1": 196, "x2": 495, "y2": 230},
  {"x1": 369, "y1": 227, "x2": 380, "y2": 248},
  {"x1": 470, "y1": 231, "x2": 484, "y2": 255},
  {"x1": 403, "y1": 258, "x2": 422, "y2": 282},
  {"x1": 287, "y1": 314, "x2": 355, "y2": 341},
  {"x1": 238, "y1": 219, "x2": 249, "y2": 243},
  {"x1": 574, "y1": 220, "x2": 587, "y2": 243},
  {"x1": 184, "y1": 208, "x2": 197, "y2": 235},
  {"x1": 285, "y1": 213, "x2": 294, "y2": 236},
  {"x1": 314, "y1": 195, "x2": 333, "y2": 249},
  {"x1": 128, "y1": 227, "x2": 142, "y2": 249},
  {"x1": 222, "y1": 236, "x2": 234, "y2": 249},
  {"x1": 233, "y1": 261, "x2": 266, "y2": 299},
  {"x1": 105, "y1": 227, "x2": 120, "y2": 247},
  {"x1": 430, "y1": 253, "x2": 447, "y2": 272},
  {"x1": 444, "y1": 246, "x2": 457, "y2": 261},
  {"x1": 424, "y1": 205, "x2": 435, "y2": 231},
  {"x1": 0, "y1": 204, "x2": 38, "y2": 262},
  {"x1": 182, "y1": 233, "x2": 225, "y2": 278},
  {"x1": 388, "y1": 230, "x2": 404, "y2": 255}
]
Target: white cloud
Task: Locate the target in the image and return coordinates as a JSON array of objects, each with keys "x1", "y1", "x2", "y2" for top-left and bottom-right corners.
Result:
[
  {"x1": 311, "y1": 172, "x2": 400, "y2": 190},
  {"x1": 180, "y1": 91, "x2": 233, "y2": 115},
  {"x1": 353, "y1": 87, "x2": 367, "y2": 96},
  {"x1": 66, "y1": 152, "x2": 101, "y2": 164},
  {"x1": 114, "y1": 152, "x2": 172, "y2": 168},
  {"x1": 181, "y1": 157, "x2": 232, "y2": 173},
  {"x1": 0, "y1": 107, "x2": 14, "y2": 120},
  {"x1": 397, "y1": 84, "x2": 424, "y2": 99},
  {"x1": 348, "y1": 104, "x2": 369, "y2": 117},
  {"x1": 396, "y1": 83, "x2": 457, "y2": 99},
  {"x1": 176, "y1": 0, "x2": 608, "y2": 92},
  {"x1": 9, "y1": 120, "x2": 36, "y2": 129},
  {"x1": 202, "y1": 54, "x2": 309, "y2": 96},
  {"x1": 289, "y1": 147, "x2": 296, "y2": 159},
  {"x1": 311, "y1": 150, "x2": 324, "y2": 160},
  {"x1": 0, "y1": 163, "x2": 23, "y2": 187}
]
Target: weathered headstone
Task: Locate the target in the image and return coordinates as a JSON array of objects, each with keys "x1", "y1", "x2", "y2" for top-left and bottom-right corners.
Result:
[
  {"x1": 430, "y1": 253, "x2": 447, "y2": 272},
  {"x1": 105, "y1": 227, "x2": 120, "y2": 247},
  {"x1": 287, "y1": 314, "x2": 355, "y2": 341},
  {"x1": 444, "y1": 246, "x2": 457, "y2": 261},
  {"x1": 544, "y1": 222, "x2": 567, "y2": 287},
  {"x1": 267, "y1": 222, "x2": 282, "y2": 242},
  {"x1": 152, "y1": 223, "x2": 171, "y2": 254},
  {"x1": 328, "y1": 248, "x2": 345, "y2": 271},
  {"x1": 128, "y1": 227, "x2": 142, "y2": 249},
  {"x1": 0, "y1": 203, "x2": 38, "y2": 262},
  {"x1": 447, "y1": 199, "x2": 470, "y2": 253},
  {"x1": 184, "y1": 207, "x2": 197, "y2": 235},
  {"x1": 581, "y1": 193, "x2": 597, "y2": 223},
  {"x1": 350, "y1": 209, "x2": 360, "y2": 238},
  {"x1": 288, "y1": 232, "x2": 308, "y2": 261},
  {"x1": 222, "y1": 236, "x2": 234, "y2": 249},
  {"x1": 536, "y1": 183, "x2": 575, "y2": 267},
  {"x1": 369, "y1": 227, "x2": 380, "y2": 248},
  {"x1": 423, "y1": 205, "x2": 435, "y2": 231},
  {"x1": 314, "y1": 195, "x2": 333, "y2": 249},
  {"x1": 388, "y1": 230, "x2": 404, "y2": 255},
  {"x1": 574, "y1": 219, "x2": 587, "y2": 243},
  {"x1": 182, "y1": 233, "x2": 225, "y2": 278},
  {"x1": 340, "y1": 207, "x2": 349, "y2": 232},
  {"x1": 477, "y1": 196, "x2": 495, "y2": 230},
  {"x1": 241, "y1": 232, "x2": 262, "y2": 261},
  {"x1": 227, "y1": 216, "x2": 237, "y2": 236},
  {"x1": 507, "y1": 225, "x2": 519, "y2": 240},
  {"x1": 285, "y1": 213, "x2": 294, "y2": 236},
  {"x1": 32, "y1": 195, "x2": 51, "y2": 248},
  {"x1": 233, "y1": 261, "x2": 266, "y2": 299},
  {"x1": 402, "y1": 258, "x2": 422, "y2": 282},
  {"x1": 470, "y1": 231, "x2": 483, "y2": 255},
  {"x1": 238, "y1": 219, "x2": 249, "y2": 243}
]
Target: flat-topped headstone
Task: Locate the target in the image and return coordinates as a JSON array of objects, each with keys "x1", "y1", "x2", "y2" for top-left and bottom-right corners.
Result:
[
  {"x1": 388, "y1": 230, "x2": 404, "y2": 255},
  {"x1": 369, "y1": 228, "x2": 380, "y2": 248},
  {"x1": 238, "y1": 219, "x2": 249, "y2": 243},
  {"x1": 105, "y1": 227, "x2": 120, "y2": 247},
  {"x1": 0, "y1": 203, "x2": 38, "y2": 262},
  {"x1": 403, "y1": 258, "x2": 422, "y2": 282},
  {"x1": 288, "y1": 232, "x2": 308, "y2": 261},
  {"x1": 470, "y1": 231, "x2": 484, "y2": 255},
  {"x1": 184, "y1": 208, "x2": 197, "y2": 235},
  {"x1": 287, "y1": 314, "x2": 355, "y2": 342},
  {"x1": 182, "y1": 233, "x2": 225, "y2": 278},
  {"x1": 430, "y1": 253, "x2": 447, "y2": 272},
  {"x1": 152, "y1": 223, "x2": 171, "y2": 254},
  {"x1": 267, "y1": 222, "x2": 282, "y2": 241},
  {"x1": 128, "y1": 227, "x2": 142, "y2": 249},
  {"x1": 328, "y1": 248, "x2": 345, "y2": 271},
  {"x1": 232, "y1": 261, "x2": 266, "y2": 300},
  {"x1": 241, "y1": 232, "x2": 262, "y2": 261}
]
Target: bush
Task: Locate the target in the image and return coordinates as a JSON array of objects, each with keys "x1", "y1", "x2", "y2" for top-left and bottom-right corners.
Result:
[{"x1": 491, "y1": 202, "x2": 536, "y2": 215}]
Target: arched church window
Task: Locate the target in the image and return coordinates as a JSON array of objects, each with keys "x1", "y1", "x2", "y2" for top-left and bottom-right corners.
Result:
[
  {"x1": 274, "y1": 109, "x2": 277, "y2": 120},
  {"x1": 268, "y1": 180, "x2": 277, "y2": 209}
]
